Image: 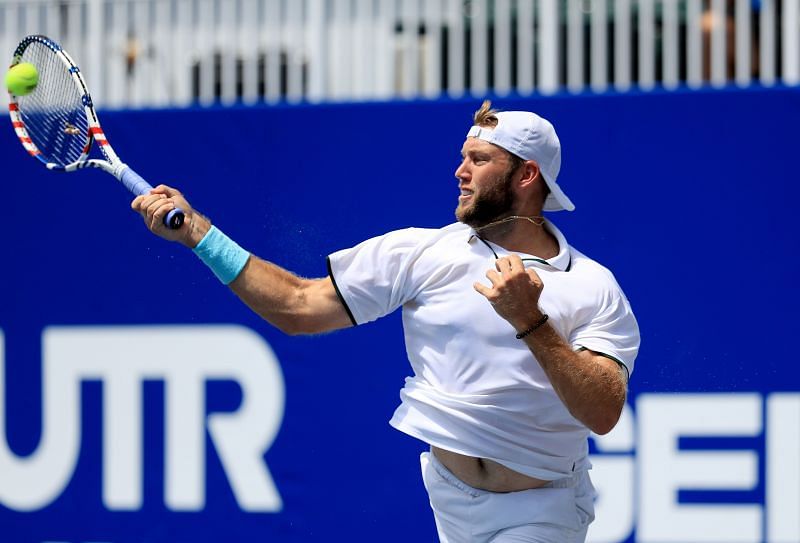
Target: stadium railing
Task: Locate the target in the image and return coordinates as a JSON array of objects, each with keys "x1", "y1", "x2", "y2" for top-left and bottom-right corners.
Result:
[{"x1": 0, "y1": 0, "x2": 797, "y2": 108}]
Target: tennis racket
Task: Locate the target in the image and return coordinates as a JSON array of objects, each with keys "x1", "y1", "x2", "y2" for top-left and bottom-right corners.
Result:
[{"x1": 7, "y1": 34, "x2": 184, "y2": 229}]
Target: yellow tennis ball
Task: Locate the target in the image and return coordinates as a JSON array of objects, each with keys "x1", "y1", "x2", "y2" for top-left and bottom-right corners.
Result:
[{"x1": 5, "y1": 62, "x2": 39, "y2": 96}]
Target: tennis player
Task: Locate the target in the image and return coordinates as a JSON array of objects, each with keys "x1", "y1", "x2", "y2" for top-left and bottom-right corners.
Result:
[{"x1": 133, "y1": 101, "x2": 639, "y2": 543}]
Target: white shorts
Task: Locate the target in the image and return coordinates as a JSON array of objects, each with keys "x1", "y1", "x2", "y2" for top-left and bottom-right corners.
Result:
[{"x1": 420, "y1": 451, "x2": 595, "y2": 543}]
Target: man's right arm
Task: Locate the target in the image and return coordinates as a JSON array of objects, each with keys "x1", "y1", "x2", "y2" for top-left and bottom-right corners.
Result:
[
  {"x1": 228, "y1": 258, "x2": 354, "y2": 335},
  {"x1": 132, "y1": 185, "x2": 354, "y2": 336}
]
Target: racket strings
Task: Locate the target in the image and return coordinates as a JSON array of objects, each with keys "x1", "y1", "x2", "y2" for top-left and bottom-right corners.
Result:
[{"x1": 16, "y1": 41, "x2": 89, "y2": 167}]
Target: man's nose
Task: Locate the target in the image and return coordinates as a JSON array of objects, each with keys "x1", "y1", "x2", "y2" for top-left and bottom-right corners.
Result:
[{"x1": 454, "y1": 160, "x2": 468, "y2": 180}]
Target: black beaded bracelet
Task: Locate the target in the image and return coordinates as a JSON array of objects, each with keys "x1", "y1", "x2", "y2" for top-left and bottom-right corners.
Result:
[{"x1": 515, "y1": 314, "x2": 549, "y2": 339}]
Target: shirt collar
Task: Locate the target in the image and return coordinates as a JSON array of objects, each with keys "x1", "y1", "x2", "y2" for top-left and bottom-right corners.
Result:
[{"x1": 466, "y1": 218, "x2": 572, "y2": 272}]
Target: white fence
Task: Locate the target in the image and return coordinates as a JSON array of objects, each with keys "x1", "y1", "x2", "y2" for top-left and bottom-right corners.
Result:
[{"x1": 1, "y1": 0, "x2": 799, "y2": 109}]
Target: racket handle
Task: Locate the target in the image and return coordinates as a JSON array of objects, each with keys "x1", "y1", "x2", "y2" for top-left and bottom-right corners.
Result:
[{"x1": 119, "y1": 166, "x2": 185, "y2": 230}]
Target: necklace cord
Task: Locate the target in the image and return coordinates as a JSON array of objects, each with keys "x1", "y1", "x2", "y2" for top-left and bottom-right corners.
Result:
[{"x1": 473, "y1": 215, "x2": 545, "y2": 233}]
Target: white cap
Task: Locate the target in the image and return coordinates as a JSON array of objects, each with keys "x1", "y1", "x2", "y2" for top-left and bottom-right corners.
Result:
[{"x1": 467, "y1": 111, "x2": 575, "y2": 211}]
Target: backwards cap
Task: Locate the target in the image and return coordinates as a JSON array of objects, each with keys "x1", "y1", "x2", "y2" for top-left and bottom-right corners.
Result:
[{"x1": 467, "y1": 110, "x2": 575, "y2": 211}]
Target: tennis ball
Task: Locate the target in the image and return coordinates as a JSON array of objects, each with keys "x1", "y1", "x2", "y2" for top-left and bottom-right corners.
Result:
[{"x1": 4, "y1": 62, "x2": 39, "y2": 96}]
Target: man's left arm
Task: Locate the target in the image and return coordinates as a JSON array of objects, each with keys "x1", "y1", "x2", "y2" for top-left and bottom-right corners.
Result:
[
  {"x1": 474, "y1": 254, "x2": 629, "y2": 435},
  {"x1": 519, "y1": 325, "x2": 627, "y2": 435}
]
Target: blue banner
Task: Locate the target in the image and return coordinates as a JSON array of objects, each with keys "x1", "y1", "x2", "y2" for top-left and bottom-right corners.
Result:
[{"x1": 1, "y1": 87, "x2": 798, "y2": 543}]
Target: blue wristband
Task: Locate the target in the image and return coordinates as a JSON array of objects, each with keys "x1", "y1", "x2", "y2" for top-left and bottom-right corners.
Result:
[{"x1": 192, "y1": 225, "x2": 250, "y2": 285}]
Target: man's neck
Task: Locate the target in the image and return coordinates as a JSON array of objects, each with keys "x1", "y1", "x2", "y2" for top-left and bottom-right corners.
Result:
[{"x1": 475, "y1": 216, "x2": 560, "y2": 260}]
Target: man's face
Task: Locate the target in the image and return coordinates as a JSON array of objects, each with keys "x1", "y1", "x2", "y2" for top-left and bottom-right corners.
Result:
[{"x1": 454, "y1": 138, "x2": 518, "y2": 228}]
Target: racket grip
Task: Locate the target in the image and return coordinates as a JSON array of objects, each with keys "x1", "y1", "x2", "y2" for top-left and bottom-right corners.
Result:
[{"x1": 120, "y1": 166, "x2": 185, "y2": 230}]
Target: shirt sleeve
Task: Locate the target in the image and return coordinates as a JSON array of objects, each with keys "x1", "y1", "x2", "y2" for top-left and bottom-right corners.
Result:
[
  {"x1": 327, "y1": 228, "x2": 426, "y2": 325},
  {"x1": 569, "y1": 287, "x2": 640, "y2": 376}
]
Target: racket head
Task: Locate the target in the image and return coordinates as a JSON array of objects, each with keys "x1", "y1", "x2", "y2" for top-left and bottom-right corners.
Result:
[{"x1": 7, "y1": 35, "x2": 96, "y2": 171}]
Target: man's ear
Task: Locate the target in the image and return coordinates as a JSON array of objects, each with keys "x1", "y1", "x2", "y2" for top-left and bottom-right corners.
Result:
[{"x1": 518, "y1": 160, "x2": 541, "y2": 188}]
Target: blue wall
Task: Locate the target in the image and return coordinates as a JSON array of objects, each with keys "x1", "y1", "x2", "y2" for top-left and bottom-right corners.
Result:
[{"x1": 1, "y1": 87, "x2": 798, "y2": 543}]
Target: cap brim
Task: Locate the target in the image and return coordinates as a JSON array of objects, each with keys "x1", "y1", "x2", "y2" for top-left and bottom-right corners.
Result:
[{"x1": 542, "y1": 175, "x2": 575, "y2": 211}]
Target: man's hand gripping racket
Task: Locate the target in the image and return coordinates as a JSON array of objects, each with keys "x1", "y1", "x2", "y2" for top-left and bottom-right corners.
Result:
[{"x1": 6, "y1": 35, "x2": 184, "y2": 229}]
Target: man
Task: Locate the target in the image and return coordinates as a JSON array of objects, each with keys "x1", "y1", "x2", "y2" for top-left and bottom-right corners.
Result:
[{"x1": 133, "y1": 101, "x2": 639, "y2": 542}]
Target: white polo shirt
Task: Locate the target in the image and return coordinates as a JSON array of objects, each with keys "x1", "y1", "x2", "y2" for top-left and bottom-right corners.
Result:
[{"x1": 327, "y1": 220, "x2": 639, "y2": 480}]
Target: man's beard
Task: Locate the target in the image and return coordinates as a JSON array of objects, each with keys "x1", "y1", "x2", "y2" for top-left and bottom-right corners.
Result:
[{"x1": 455, "y1": 170, "x2": 515, "y2": 229}]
